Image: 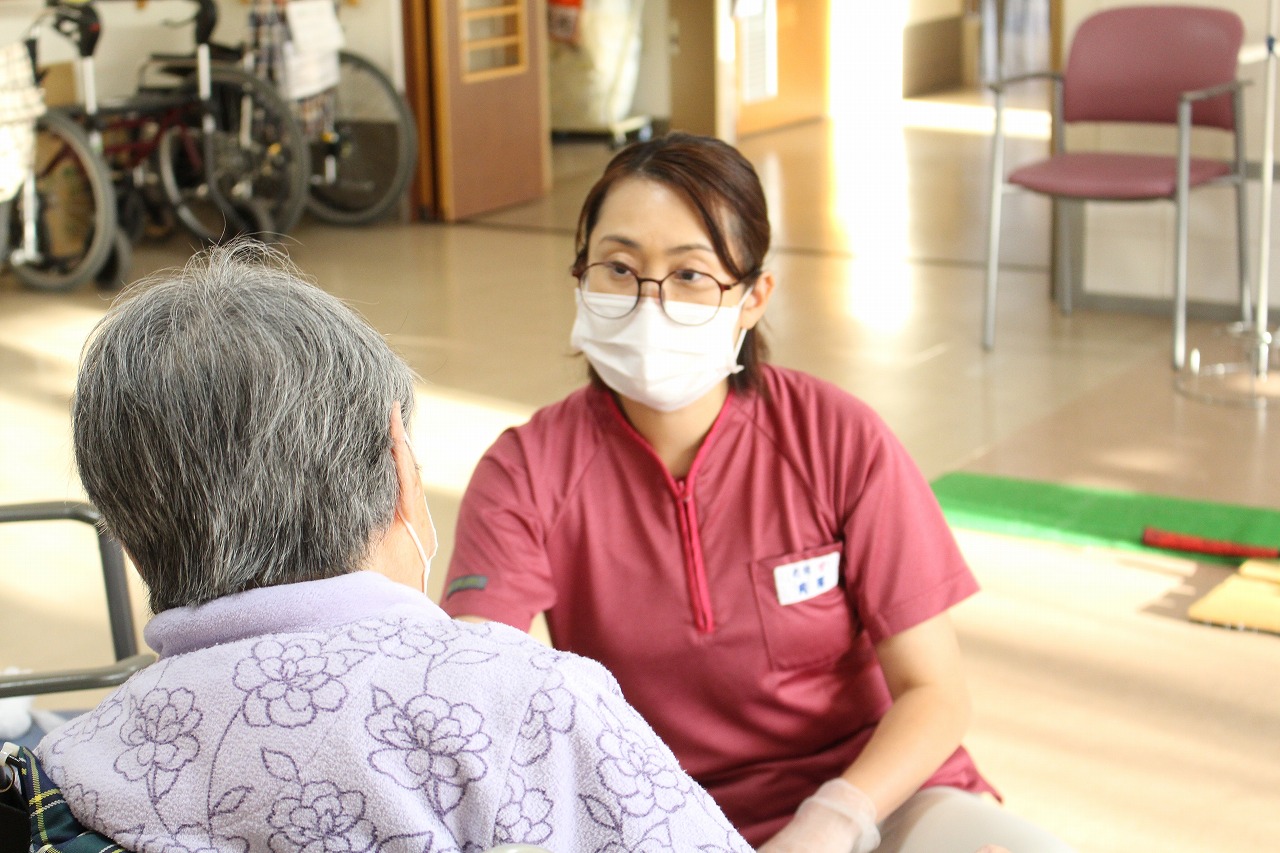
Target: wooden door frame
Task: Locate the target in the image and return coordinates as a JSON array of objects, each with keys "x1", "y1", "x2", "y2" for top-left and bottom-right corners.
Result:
[
  {"x1": 401, "y1": 0, "x2": 549, "y2": 222},
  {"x1": 402, "y1": 0, "x2": 437, "y2": 219}
]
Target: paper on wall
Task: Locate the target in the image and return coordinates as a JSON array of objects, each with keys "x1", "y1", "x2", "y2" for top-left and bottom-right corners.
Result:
[{"x1": 286, "y1": 0, "x2": 346, "y2": 54}]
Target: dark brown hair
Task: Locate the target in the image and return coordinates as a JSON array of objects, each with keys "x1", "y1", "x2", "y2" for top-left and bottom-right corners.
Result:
[{"x1": 573, "y1": 132, "x2": 771, "y2": 391}]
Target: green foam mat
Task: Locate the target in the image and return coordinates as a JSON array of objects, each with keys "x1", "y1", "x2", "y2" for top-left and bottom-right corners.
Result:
[{"x1": 931, "y1": 473, "x2": 1280, "y2": 565}]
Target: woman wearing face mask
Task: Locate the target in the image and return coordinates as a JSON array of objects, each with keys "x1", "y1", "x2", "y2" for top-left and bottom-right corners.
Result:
[{"x1": 442, "y1": 134, "x2": 1073, "y2": 853}]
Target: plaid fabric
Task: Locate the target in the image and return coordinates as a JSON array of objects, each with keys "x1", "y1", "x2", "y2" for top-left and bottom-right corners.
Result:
[{"x1": 6, "y1": 743, "x2": 126, "y2": 852}]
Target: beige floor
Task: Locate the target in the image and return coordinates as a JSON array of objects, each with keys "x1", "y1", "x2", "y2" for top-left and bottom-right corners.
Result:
[{"x1": 2, "y1": 95, "x2": 1279, "y2": 852}]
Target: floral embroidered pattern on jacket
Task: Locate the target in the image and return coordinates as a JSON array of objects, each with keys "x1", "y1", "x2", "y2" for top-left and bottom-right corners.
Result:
[{"x1": 37, "y1": 572, "x2": 751, "y2": 853}]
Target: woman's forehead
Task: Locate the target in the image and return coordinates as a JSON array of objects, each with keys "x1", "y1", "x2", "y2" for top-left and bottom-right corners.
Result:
[{"x1": 593, "y1": 177, "x2": 729, "y2": 251}]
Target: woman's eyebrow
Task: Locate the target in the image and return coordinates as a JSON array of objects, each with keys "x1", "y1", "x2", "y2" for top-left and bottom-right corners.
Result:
[
  {"x1": 596, "y1": 234, "x2": 641, "y2": 250},
  {"x1": 667, "y1": 242, "x2": 716, "y2": 256},
  {"x1": 596, "y1": 234, "x2": 716, "y2": 255}
]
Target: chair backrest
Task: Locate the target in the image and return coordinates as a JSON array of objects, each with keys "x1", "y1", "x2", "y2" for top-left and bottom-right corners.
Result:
[{"x1": 1063, "y1": 5, "x2": 1244, "y2": 129}]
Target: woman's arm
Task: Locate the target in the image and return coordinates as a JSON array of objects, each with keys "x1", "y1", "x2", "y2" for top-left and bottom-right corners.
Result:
[
  {"x1": 439, "y1": 430, "x2": 557, "y2": 628},
  {"x1": 758, "y1": 611, "x2": 972, "y2": 853},
  {"x1": 845, "y1": 610, "x2": 972, "y2": 816}
]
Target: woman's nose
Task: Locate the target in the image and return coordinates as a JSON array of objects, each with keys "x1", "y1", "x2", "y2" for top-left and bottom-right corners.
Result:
[{"x1": 637, "y1": 277, "x2": 663, "y2": 300}]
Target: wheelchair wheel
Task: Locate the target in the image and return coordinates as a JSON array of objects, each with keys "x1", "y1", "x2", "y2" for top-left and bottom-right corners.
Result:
[
  {"x1": 157, "y1": 65, "x2": 308, "y2": 243},
  {"x1": 227, "y1": 196, "x2": 275, "y2": 241},
  {"x1": 94, "y1": 228, "x2": 133, "y2": 291},
  {"x1": 0, "y1": 201, "x2": 10, "y2": 266},
  {"x1": 306, "y1": 51, "x2": 417, "y2": 225},
  {"x1": 6, "y1": 109, "x2": 117, "y2": 292}
]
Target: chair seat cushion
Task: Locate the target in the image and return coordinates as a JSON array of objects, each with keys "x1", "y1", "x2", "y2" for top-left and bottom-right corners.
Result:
[{"x1": 1008, "y1": 152, "x2": 1233, "y2": 199}]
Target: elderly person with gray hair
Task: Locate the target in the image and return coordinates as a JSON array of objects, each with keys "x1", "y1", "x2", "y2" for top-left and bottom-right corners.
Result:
[{"x1": 35, "y1": 242, "x2": 752, "y2": 853}]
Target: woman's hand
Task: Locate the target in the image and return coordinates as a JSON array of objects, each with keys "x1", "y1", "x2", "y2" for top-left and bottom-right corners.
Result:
[{"x1": 755, "y1": 778, "x2": 879, "y2": 853}]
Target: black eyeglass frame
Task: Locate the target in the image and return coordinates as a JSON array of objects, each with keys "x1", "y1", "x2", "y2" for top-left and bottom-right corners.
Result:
[{"x1": 576, "y1": 261, "x2": 756, "y2": 327}]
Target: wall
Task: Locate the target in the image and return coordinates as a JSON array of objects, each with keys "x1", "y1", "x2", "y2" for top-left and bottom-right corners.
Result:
[
  {"x1": 1059, "y1": 0, "x2": 1280, "y2": 313},
  {"x1": 735, "y1": 0, "x2": 827, "y2": 136},
  {"x1": 632, "y1": 0, "x2": 671, "y2": 122},
  {"x1": 908, "y1": 0, "x2": 964, "y2": 24},
  {"x1": 0, "y1": 0, "x2": 406, "y2": 102},
  {"x1": 1, "y1": 1, "x2": 193, "y2": 100},
  {"x1": 903, "y1": 0, "x2": 965, "y2": 95},
  {"x1": 667, "y1": 0, "x2": 735, "y2": 138}
]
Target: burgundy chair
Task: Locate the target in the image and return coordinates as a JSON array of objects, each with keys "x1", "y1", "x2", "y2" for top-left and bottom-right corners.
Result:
[{"x1": 984, "y1": 5, "x2": 1252, "y2": 368}]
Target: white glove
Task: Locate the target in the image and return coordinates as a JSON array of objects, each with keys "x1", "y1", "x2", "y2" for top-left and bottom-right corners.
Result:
[{"x1": 756, "y1": 778, "x2": 880, "y2": 853}]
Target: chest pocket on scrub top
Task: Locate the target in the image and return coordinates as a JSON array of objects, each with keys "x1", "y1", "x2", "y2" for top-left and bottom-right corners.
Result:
[{"x1": 750, "y1": 542, "x2": 856, "y2": 670}]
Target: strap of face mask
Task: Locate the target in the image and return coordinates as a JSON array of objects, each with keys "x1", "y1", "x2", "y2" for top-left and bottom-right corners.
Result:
[{"x1": 396, "y1": 507, "x2": 433, "y2": 589}]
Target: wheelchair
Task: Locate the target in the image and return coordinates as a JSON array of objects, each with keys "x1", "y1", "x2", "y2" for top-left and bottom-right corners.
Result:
[
  {"x1": 0, "y1": 501, "x2": 152, "y2": 732},
  {"x1": 0, "y1": 501, "x2": 151, "y2": 849}
]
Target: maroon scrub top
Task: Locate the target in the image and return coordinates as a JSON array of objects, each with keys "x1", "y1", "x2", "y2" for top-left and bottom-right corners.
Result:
[{"x1": 443, "y1": 365, "x2": 997, "y2": 845}]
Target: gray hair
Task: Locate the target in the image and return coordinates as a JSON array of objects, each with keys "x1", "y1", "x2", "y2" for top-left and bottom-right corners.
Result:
[{"x1": 73, "y1": 241, "x2": 417, "y2": 613}]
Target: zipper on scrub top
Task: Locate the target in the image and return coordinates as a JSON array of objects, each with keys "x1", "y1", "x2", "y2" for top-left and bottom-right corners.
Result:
[{"x1": 675, "y1": 481, "x2": 715, "y2": 634}]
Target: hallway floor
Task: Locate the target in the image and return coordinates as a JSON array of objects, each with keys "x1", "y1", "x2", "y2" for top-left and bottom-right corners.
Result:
[{"x1": 1, "y1": 98, "x2": 1278, "y2": 852}]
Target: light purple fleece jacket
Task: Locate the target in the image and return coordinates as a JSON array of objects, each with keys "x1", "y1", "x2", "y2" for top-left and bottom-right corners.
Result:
[{"x1": 37, "y1": 571, "x2": 751, "y2": 853}]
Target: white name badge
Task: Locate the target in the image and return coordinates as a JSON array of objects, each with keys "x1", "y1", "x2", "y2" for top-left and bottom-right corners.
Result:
[{"x1": 773, "y1": 550, "x2": 841, "y2": 606}]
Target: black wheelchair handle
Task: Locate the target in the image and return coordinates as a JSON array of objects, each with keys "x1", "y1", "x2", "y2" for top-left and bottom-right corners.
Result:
[{"x1": 48, "y1": 1, "x2": 102, "y2": 59}]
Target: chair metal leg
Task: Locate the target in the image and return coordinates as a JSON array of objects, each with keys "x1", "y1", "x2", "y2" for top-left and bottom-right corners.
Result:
[
  {"x1": 1233, "y1": 87, "x2": 1253, "y2": 330},
  {"x1": 983, "y1": 186, "x2": 1004, "y2": 350},
  {"x1": 983, "y1": 91, "x2": 1007, "y2": 351},
  {"x1": 1235, "y1": 177, "x2": 1253, "y2": 329},
  {"x1": 1173, "y1": 204, "x2": 1188, "y2": 371},
  {"x1": 1054, "y1": 198, "x2": 1076, "y2": 315},
  {"x1": 1173, "y1": 108, "x2": 1191, "y2": 371}
]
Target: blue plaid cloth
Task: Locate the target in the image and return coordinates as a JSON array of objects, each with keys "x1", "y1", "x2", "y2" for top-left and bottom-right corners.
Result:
[{"x1": 2, "y1": 742, "x2": 126, "y2": 852}]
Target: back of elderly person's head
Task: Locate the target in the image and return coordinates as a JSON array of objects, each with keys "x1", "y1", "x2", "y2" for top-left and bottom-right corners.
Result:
[{"x1": 73, "y1": 241, "x2": 417, "y2": 614}]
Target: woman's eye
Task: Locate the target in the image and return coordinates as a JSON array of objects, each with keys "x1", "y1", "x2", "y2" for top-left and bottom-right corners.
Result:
[
  {"x1": 605, "y1": 262, "x2": 634, "y2": 277},
  {"x1": 672, "y1": 269, "x2": 710, "y2": 284}
]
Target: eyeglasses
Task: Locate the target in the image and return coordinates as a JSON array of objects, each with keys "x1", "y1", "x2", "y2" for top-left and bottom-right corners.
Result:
[{"x1": 577, "y1": 262, "x2": 748, "y2": 327}]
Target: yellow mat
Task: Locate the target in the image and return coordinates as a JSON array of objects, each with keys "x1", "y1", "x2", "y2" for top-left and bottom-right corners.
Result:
[{"x1": 1188, "y1": 560, "x2": 1280, "y2": 634}]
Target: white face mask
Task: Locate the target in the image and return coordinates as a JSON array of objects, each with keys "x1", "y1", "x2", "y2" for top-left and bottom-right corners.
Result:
[
  {"x1": 570, "y1": 290, "x2": 749, "y2": 412},
  {"x1": 396, "y1": 506, "x2": 436, "y2": 591}
]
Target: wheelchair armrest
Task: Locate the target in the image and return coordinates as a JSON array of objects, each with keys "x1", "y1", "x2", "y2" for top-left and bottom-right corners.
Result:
[
  {"x1": 146, "y1": 41, "x2": 242, "y2": 67},
  {"x1": 0, "y1": 654, "x2": 155, "y2": 700},
  {"x1": 0, "y1": 501, "x2": 101, "y2": 527},
  {"x1": 147, "y1": 51, "x2": 197, "y2": 64},
  {"x1": 0, "y1": 502, "x2": 139, "y2": 661}
]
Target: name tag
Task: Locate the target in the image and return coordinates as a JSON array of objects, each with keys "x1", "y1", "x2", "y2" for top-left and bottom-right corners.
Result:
[{"x1": 773, "y1": 550, "x2": 841, "y2": 606}]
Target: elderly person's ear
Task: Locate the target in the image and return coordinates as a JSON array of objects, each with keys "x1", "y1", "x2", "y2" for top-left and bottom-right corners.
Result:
[{"x1": 368, "y1": 401, "x2": 436, "y2": 592}]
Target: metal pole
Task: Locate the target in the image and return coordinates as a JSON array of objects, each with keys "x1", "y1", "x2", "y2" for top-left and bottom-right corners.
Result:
[{"x1": 1255, "y1": 9, "x2": 1276, "y2": 379}]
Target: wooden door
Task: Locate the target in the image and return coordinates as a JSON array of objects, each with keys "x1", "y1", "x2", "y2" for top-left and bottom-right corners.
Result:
[{"x1": 412, "y1": 0, "x2": 549, "y2": 221}]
